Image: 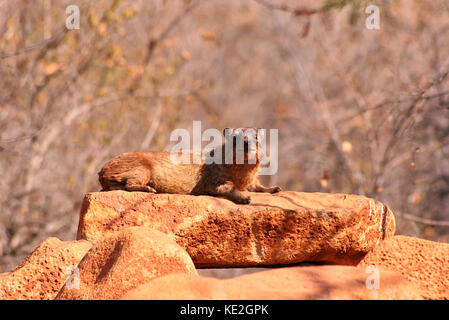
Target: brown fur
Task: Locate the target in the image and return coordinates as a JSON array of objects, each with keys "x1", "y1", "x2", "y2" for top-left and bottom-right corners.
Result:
[{"x1": 98, "y1": 128, "x2": 281, "y2": 204}]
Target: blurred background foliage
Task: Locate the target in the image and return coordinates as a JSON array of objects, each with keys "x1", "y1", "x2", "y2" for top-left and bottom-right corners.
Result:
[{"x1": 0, "y1": 0, "x2": 448, "y2": 272}]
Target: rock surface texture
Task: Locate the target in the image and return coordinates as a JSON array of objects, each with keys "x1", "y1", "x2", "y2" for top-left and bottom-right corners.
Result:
[
  {"x1": 77, "y1": 191, "x2": 395, "y2": 267},
  {"x1": 0, "y1": 238, "x2": 91, "y2": 300},
  {"x1": 121, "y1": 265, "x2": 422, "y2": 300},
  {"x1": 358, "y1": 235, "x2": 449, "y2": 300},
  {"x1": 2, "y1": 190, "x2": 445, "y2": 300},
  {"x1": 56, "y1": 227, "x2": 197, "y2": 300}
]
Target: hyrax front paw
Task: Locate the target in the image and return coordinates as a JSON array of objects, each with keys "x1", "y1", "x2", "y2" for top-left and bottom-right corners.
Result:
[
  {"x1": 271, "y1": 186, "x2": 282, "y2": 193},
  {"x1": 235, "y1": 196, "x2": 251, "y2": 204}
]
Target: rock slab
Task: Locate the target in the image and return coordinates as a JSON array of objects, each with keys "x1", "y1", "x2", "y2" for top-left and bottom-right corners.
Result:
[
  {"x1": 359, "y1": 235, "x2": 449, "y2": 300},
  {"x1": 0, "y1": 238, "x2": 91, "y2": 300},
  {"x1": 122, "y1": 265, "x2": 422, "y2": 300},
  {"x1": 56, "y1": 227, "x2": 197, "y2": 300},
  {"x1": 77, "y1": 190, "x2": 395, "y2": 267}
]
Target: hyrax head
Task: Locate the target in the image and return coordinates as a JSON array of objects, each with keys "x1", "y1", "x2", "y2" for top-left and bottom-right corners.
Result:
[{"x1": 222, "y1": 127, "x2": 265, "y2": 163}]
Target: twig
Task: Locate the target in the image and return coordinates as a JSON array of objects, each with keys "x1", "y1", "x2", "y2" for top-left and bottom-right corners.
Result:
[
  {"x1": 339, "y1": 90, "x2": 449, "y2": 123},
  {"x1": 378, "y1": 69, "x2": 449, "y2": 171},
  {"x1": 140, "y1": 101, "x2": 162, "y2": 150},
  {"x1": 0, "y1": 29, "x2": 68, "y2": 59},
  {"x1": 402, "y1": 213, "x2": 449, "y2": 227},
  {"x1": 127, "y1": 0, "x2": 200, "y2": 94},
  {"x1": 253, "y1": 0, "x2": 320, "y2": 16}
]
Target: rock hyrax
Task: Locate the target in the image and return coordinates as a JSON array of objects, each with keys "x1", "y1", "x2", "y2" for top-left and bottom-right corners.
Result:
[{"x1": 98, "y1": 127, "x2": 281, "y2": 204}]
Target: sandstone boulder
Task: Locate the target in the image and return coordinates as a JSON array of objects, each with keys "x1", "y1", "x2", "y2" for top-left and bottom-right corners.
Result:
[
  {"x1": 0, "y1": 238, "x2": 91, "y2": 300},
  {"x1": 121, "y1": 265, "x2": 422, "y2": 300},
  {"x1": 56, "y1": 227, "x2": 197, "y2": 300},
  {"x1": 77, "y1": 190, "x2": 395, "y2": 267},
  {"x1": 358, "y1": 235, "x2": 449, "y2": 299}
]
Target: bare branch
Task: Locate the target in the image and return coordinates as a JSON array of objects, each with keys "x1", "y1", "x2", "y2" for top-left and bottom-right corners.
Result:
[
  {"x1": 253, "y1": 0, "x2": 320, "y2": 16},
  {"x1": 127, "y1": 0, "x2": 201, "y2": 94},
  {"x1": 0, "y1": 28, "x2": 68, "y2": 60},
  {"x1": 402, "y1": 213, "x2": 449, "y2": 227}
]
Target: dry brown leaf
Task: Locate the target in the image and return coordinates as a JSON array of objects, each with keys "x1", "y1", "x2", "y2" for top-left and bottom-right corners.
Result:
[
  {"x1": 43, "y1": 63, "x2": 60, "y2": 75},
  {"x1": 164, "y1": 37, "x2": 180, "y2": 48},
  {"x1": 98, "y1": 22, "x2": 108, "y2": 36},
  {"x1": 181, "y1": 49, "x2": 191, "y2": 61},
  {"x1": 199, "y1": 28, "x2": 215, "y2": 41},
  {"x1": 342, "y1": 141, "x2": 352, "y2": 153}
]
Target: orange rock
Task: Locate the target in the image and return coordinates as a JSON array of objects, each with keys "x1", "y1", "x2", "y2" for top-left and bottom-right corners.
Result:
[
  {"x1": 56, "y1": 227, "x2": 197, "y2": 300},
  {"x1": 0, "y1": 238, "x2": 91, "y2": 300},
  {"x1": 121, "y1": 265, "x2": 422, "y2": 300},
  {"x1": 77, "y1": 190, "x2": 395, "y2": 267},
  {"x1": 358, "y1": 235, "x2": 449, "y2": 299}
]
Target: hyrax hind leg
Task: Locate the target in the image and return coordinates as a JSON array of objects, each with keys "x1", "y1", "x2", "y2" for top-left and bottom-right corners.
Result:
[
  {"x1": 214, "y1": 181, "x2": 251, "y2": 204},
  {"x1": 247, "y1": 179, "x2": 282, "y2": 194},
  {"x1": 124, "y1": 179, "x2": 156, "y2": 193}
]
